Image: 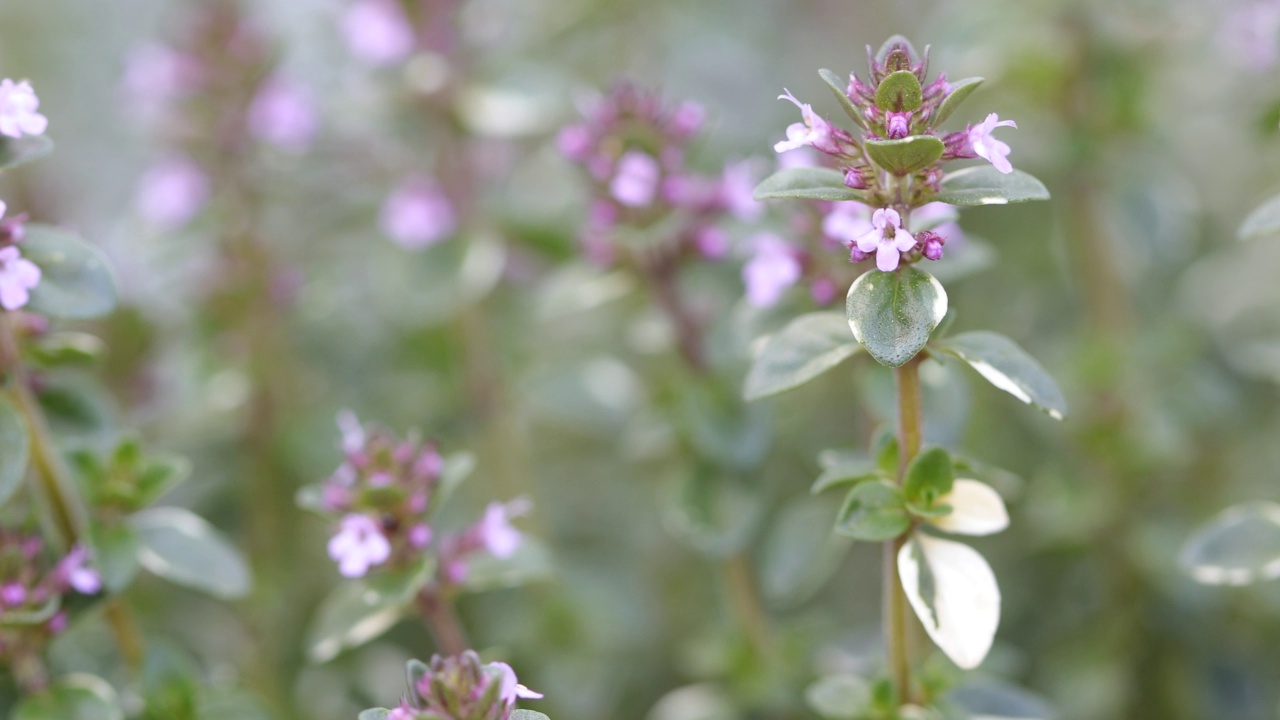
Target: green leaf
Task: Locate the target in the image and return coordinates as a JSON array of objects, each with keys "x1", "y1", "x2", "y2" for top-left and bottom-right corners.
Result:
[
  {"x1": 760, "y1": 496, "x2": 850, "y2": 608},
  {"x1": 662, "y1": 467, "x2": 763, "y2": 558},
  {"x1": 459, "y1": 538, "x2": 555, "y2": 592},
  {"x1": 88, "y1": 521, "x2": 141, "y2": 593},
  {"x1": 131, "y1": 507, "x2": 251, "y2": 599},
  {"x1": 875, "y1": 70, "x2": 923, "y2": 112},
  {"x1": 932, "y1": 77, "x2": 985, "y2": 127},
  {"x1": 134, "y1": 454, "x2": 191, "y2": 508},
  {"x1": 865, "y1": 136, "x2": 944, "y2": 176},
  {"x1": 1, "y1": 594, "x2": 59, "y2": 625},
  {"x1": 845, "y1": 267, "x2": 948, "y2": 367},
  {"x1": 935, "y1": 331, "x2": 1067, "y2": 420},
  {"x1": 744, "y1": 312, "x2": 860, "y2": 401},
  {"x1": 682, "y1": 384, "x2": 771, "y2": 471},
  {"x1": 876, "y1": 35, "x2": 919, "y2": 64},
  {"x1": 358, "y1": 709, "x2": 392, "y2": 720},
  {"x1": 818, "y1": 69, "x2": 865, "y2": 127},
  {"x1": 13, "y1": 673, "x2": 124, "y2": 720},
  {"x1": 903, "y1": 447, "x2": 955, "y2": 509},
  {"x1": 872, "y1": 429, "x2": 900, "y2": 476},
  {"x1": 22, "y1": 224, "x2": 118, "y2": 319},
  {"x1": 1240, "y1": 193, "x2": 1280, "y2": 242},
  {"x1": 806, "y1": 674, "x2": 872, "y2": 720},
  {"x1": 753, "y1": 167, "x2": 864, "y2": 202},
  {"x1": 835, "y1": 480, "x2": 909, "y2": 541},
  {"x1": 26, "y1": 331, "x2": 106, "y2": 368},
  {"x1": 932, "y1": 167, "x2": 1050, "y2": 206},
  {"x1": 810, "y1": 450, "x2": 883, "y2": 494},
  {"x1": 306, "y1": 578, "x2": 411, "y2": 663},
  {"x1": 1181, "y1": 502, "x2": 1280, "y2": 585},
  {"x1": 406, "y1": 659, "x2": 430, "y2": 706},
  {"x1": 0, "y1": 135, "x2": 53, "y2": 172},
  {"x1": 0, "y1": 394, "x2": 29, "y2": 507},
  {"x1": 511, "y1": 711, "x2": 551, "y2": 720},
  {"x1": 430, "y1": 451, "x2": 476, "y2": 516}
]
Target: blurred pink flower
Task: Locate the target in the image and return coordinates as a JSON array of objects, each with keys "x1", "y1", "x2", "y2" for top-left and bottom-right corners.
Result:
[
  {"x1": 342, "y1": 0, "x2": 416, "y2": 67},
  {"x1": 609, "y1": 151, "x2": 661, "y2": 207},
  {"x1": 967, "y1": 113, "x2": 1017, "y2": 174},
  {"x1": 0, "y1": 243, "x2": 40, "y2": 312},
  {"x1": 0, "y1": 79, "x2": 48, "y2": 139},
  {"x1": 55, "y1": 546, "x2": 101, "y2": 595},
  {"x1": 493, "y1": 661, "x2": 544, "y2": 704},
  {"x1": 822, "y1": 202, "x2": 874, "y2": 248},
  {"x1": 742, "y1": 234, "x2": 801, "y2": 307},
  {"x1": 856, "y1": 208, "x2": 916, "y2": 272},
  {"x1": 478, "y1": 498, "x2": 531, "y2": 559},
  {"x1": 121, "y1": 44, "x2": 202, "y2": 116},
  {"x1": 380, "y1": 176, "x2": 457, "y2": 249},
  {"x1": 721, "y1": 159, "x2": 762, "y2": 221},
  {"x1": 247, "y1": 76, "x2": 318, "y2": 153},
  {"x1": 1221, "y1": 0, "x2": 1280, "y2": 69},
  {"x1": 328, "y1": 514, "x2": 391, "y2": 577},
  {"x1": 135, "y1": 156, "x2": 210, "y2": 231}
]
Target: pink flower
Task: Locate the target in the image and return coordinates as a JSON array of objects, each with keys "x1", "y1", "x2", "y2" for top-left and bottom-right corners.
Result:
[
  {"x1": 478, "y1": 498, "x2": 531, "y2": 559},
  {"x1": 822, "y1": 202, "x2": 874, "y2": 248},
  {"x1": 388, "y1": 705, "x2": 416, "y2": 720},
  {"x1": 742, "y1": 234, "x2": 802, "y2": 307},
  {"x1": 1221, "y1": 1, "x2": 1280, "y2": 70},
  {"x1": 380, "y1": 177, "x2": 456, "y2": 250},
  {"x1": 721, "y1": 160, "x2": 762, "y2": 221},
  {"x1": 55, "y1": 546, "x2": 101, "y2": 595},
  {"x1": 408, "y1": 523, "x2": 433, "y2": 549},
  {"x1": 855, "y1": 208, "x2": 916, "y2": 272},
  {"x1": 121, "y1": 44, "x2": 202, "y2": 117},
  {"x1": 328, "y1": 514, "x2": 391, "y2": 577},
  {"x1": 247, "y1": 76, "x2": 318, "y2": 153},
  {"x1": 0, "y1": 244, "x2": 40, "y2": 312},
  {"x1": 885, "y1": 111, "x2": 911, "y2": 139},
  {"x1": 967, "y1": 113, "x2": 1018, "y2": 174},
  {"x1": 0, "y1": 582, "x2": 27, "y2": 607},
  {"x1": 0, "y1": 79, "x2": 48, "y2": 139},
  {"x1": 341, "y1": 0, "x2": 415, "y2": 67},
  {"x1": 336, "y1": 409, "x2": 366, "y2": 454},
  {"x1": 492, "y1": 662, "x2": 544, "y2": 704},
  {"x1": 556, "y1": 123, "x2": 592, "y2": 160},
  {"x1": 693, "y1": 227, "x2": 729, "y2": 260},
  {"x1": 134, "y1": 155, "x2": 210, "y2": 231},
  {"x1": 774, "y1": 90, "x2": 836, "y2": 154},
  {"x1": 609, "y1": 151, "x2": 661, "y2": 207}
]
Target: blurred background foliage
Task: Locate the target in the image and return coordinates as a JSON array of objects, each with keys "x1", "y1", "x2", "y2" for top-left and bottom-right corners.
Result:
[{"x1": 2, "y1": 0, "x2": 1280, "y2": 718}]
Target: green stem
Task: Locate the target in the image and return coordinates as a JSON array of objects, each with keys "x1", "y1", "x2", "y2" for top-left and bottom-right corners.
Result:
[
  {"x1": 887, "y1": 355, "x2": 923, "y2": 704},
  {"x1": 725, "y1": 553, "x2": 773, "y2": 655},
  {"x1": 0, "y1": 313, "x2": 146, "y2": 673},
  {"x1": 417, "y1": 588, "x2": 470, "y2": 656}
]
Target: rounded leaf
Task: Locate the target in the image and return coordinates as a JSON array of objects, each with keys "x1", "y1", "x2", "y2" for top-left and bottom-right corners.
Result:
[
  {"x1": 932, "y1": 77, "x2": 985, "y2": 127},
  {"x1": 0, "y1": 394, "x2": 30, "y2": 507},
  {"x1": 865, "y1": 136, "x2": 944, "y2": 177},
  {"x1": 935, "y1": 331, "x2": 1066, "y2": 420},
  {"x1": 744, "y1": 312, "x2": 860, "y2": 401},
  {"x1": 754, "y1": 168, "x2": 864, "y2": 202},
  {"x1": 835, "y1": 480, "x2": 909, "y2": 541},
  {"x1": 947, "y1": 680, "x2": 1057, "y2": 720},
  {"x1": 805, "y1": 674, "x2": 871, "y2": 720},
  {"x1": 131, "y1": 507, "x2": 251, "y2": 599},
  {"x1": 662, "y1": 468, "x2": 763, "y2": 558},
  {"x1": 512, "y1": 711, "x2": 552, "y2": 720},
  {"x1": 933, "y1": 167, "x2": 1050, "y2": 206},
  {"x1": 306, "y1": 579, "x2": 409, "y2": 664},
  {"x1": 13, "y1": 673, "x2": 124, "y2": 720},
  {"x1": 760, "y1": 496, "x2": 850, "y2": 608},
  {"x1": 358, "y1": 709, "x2": 393, "y2": 720},
  {"x1": 1240, "y1": 193, "x2": 1280, "y2": 242},
  {"x1": 874, "y1": 70, "x2": 923, "y2": 112},
  {"x1": 898, "y1": 534, "x2": 1000, "y2": 669},
  {"x1": 0, "y1": 135, "x2": 54, "y2": 172},
  {"x1": 845, "y1": 267, "x2": 948, "y2": 368},
  {"x1": 1181, "y1": 501, "x2": 1280, "y2": 586},
  {"x1": 22, "y1": 225, "x2": 118, "y2": 319},
  {"x1": 931, "y1": 479, "x2": 1008, "y2": 536},
  {"x1": 88, "y1": 521, "x2": 142, "y2": 593}
]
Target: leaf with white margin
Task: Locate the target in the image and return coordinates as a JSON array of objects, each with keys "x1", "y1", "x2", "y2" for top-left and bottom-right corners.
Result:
[
  {"x1": 1180, "y1": 501, "x2": 1280, "y2": 586},
  {"x1": 935, "y1": 331, "x2": 1066, "y2": 420},
  {"x1": 898, "y1": 534, "x2": 1000, "y2": 669},
  {"x1": 743, "y1": 312, "x2": 860, "y2": 401},
  {"x1": 930, "y1": 479, "x2": 1009, "y2": 536}
]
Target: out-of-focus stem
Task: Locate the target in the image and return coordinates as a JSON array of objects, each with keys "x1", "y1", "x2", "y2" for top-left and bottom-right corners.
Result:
[
  {"x1": 0, "y1": 314, "x2": 146, "y2": 673},
  {"x1": 417, "y1": 588, "x2": 470, "y2": 656},
  {"x1": 725, "y1": 553, "x2": 773, "y2": 655},
  {"x1": 886, "y1": 355, "x2": 923, "y2": 704}
]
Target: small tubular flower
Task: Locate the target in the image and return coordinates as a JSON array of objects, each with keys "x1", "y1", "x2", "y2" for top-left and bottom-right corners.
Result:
[
  {"x1": 327, "y1": 514, "x2": 392, "y2": 577},
  {"x1": 855, "y1": 208, "x2": 917, "y2": 272},
  {"x1": 967, "y1": 113, "x2": 1018, "y2": 174},
  {"x1": 0, "y1": 245, "x2": 40, "y2": 312},
  {"x1": 742, "y1": 234, "x2": 802, "y2": 307},
  {"x1": 774, "y1": 90, "x2": 836, "y2": 154}
]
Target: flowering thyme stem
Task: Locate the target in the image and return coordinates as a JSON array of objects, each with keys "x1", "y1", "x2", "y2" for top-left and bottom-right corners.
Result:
[
  {"x1": 418, "y1": 588, "x2": 470, "y2": 656},
  {"x1": 887, "y1": 354, "x2": 923, "y2": 703},
  {"x1": 645, "y1": 257, "x2": 707, "y2": 373},
  {"x1": 0, "y1": 313, "x2": 146, "y2": 672}
]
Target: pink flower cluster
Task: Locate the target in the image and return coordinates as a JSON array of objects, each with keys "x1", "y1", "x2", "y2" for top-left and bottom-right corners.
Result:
[
  {"x1": 558, "y1": 84, "x2": 760, "y2": 266},
  {"x1": 0, "y1": 79, "x2": 48, "y2": 140},
  {"x1": 0, "y1": 201, "x2": 38, "y2": 312},
  {"x1": 387, "y1": 651, "x2": 542, "y2": 720},
  {"x1": 0, "y1": 533, "x2": 101, "y2": 661},
  {"x1": 318, "y1": 412, "x2": 531, "y2": 582}
]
